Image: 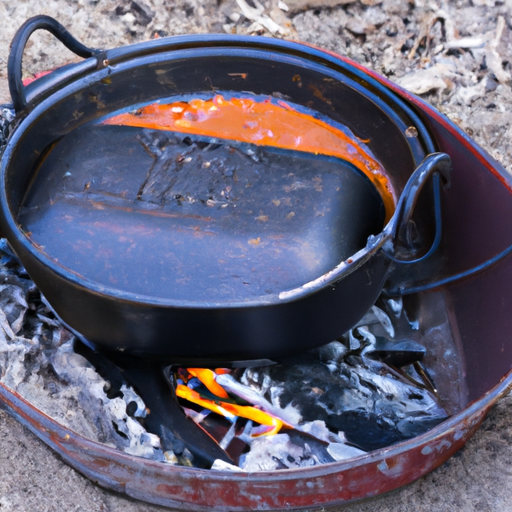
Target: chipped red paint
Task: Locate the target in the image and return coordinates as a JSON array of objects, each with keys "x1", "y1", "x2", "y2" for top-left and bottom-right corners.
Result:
[{"x1": 0, "y1": 374, "x2": 509, "y2": 511}]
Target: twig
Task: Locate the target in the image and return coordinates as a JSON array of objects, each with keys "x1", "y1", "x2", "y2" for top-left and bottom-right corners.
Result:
[
  {"x1": 408, "y1": 14, "x2": 441, "y2": 60},
  {"x1": 236, "y1": 0, "x2": 289, "y2": 35}
]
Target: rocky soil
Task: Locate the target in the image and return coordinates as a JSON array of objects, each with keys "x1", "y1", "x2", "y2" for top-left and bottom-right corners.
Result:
[{"x1": 2, "y1": 0, "x2": 512, "y2": 171}]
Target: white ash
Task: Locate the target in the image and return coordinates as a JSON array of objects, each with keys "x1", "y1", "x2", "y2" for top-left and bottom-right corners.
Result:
[
  {"x1": 120, "y1": 384, "x2": 147, "y2": 418},
  {"x1": 236, "y1": 422, "x2": 353, "y2": 470},
  {"x1": 53, "y1": 341, "x2": 162, "y2": 459},
  {"x1": 327, "y1": 441, "x2": 366, "y2": 462},
  {"x1": 297, "y1": 419, "x2": 343, "y2": 444},
  {"x1": 239, "y1": 433, "x2": 317, "y2": 471},
  {"x1": 219, "y1": 421, "x2": 238, "y2": 450},
  {"x1": 211, "y1": 459, "x2": 244, "y2": 472},
  {"x1": 354, "y1": 305, "x2": 395, "y2": 336},
  {"x1": 0, "y1": 241, "x2": 448, "y2": 470},
  {"x1": 0, "y1": 242, "x2": 166, "y2": 462},
  {"x1": 348, "y1": 326, "x2": 376, "y2": 353}
]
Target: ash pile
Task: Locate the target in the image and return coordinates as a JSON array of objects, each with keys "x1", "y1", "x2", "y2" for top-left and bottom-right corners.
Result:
[{"x1": 0, "y1": 240, "x2": 448, "y2": 471}]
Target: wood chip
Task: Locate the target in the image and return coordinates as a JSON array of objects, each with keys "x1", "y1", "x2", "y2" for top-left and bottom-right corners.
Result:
[
  {"x1": 396, "y1": 63, "x2": 455, "y2": 95},
  {"x1": 284, "y1": 0, "x2": 356, "y2": 14}
]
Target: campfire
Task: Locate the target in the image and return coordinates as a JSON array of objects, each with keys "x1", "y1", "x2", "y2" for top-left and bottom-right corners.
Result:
[
  {"x1": 1, "y1": 5, "x2": 511, "y2": 510},
  {"x1": 0, "y1": 82, "x2": 455, "y2": 472},
  {"x1": 0, "y1": 238, "x2": 450, "y2": 471}
]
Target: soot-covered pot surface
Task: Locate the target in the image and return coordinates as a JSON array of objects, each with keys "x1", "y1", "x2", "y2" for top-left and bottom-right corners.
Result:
[{"x1": 0, "y1": 16, "x2": 447, "y2": 364}]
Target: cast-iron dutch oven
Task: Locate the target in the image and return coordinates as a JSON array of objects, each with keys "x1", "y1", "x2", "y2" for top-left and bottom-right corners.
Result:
[{"x1": 0, "y1": 16, "x2": 451, "y2": 366}]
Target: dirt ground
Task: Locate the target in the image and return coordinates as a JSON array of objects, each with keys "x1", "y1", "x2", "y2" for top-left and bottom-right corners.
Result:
[{"x1": 1, "y1": 0, "x2": 512, "y2": 511}]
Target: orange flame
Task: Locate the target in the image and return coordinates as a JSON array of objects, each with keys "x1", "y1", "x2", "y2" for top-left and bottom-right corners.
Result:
[
  {"x1": 176, "y1": 383, "x2": 286, "y2": 437},
  {"x1": 187, "y1": 368, "x2": 229, "y2": 399}
]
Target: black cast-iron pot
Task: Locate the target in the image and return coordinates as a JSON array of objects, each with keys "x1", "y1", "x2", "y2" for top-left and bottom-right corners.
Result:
[{"x1": 0, "y1": 16, "x2": 450, "y2": 365}]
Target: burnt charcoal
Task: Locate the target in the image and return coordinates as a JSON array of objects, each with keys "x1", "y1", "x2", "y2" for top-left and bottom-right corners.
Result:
[
  {"x1": 126, "y1": 401, "x2": 138, "y2": 416},
  {"x1": 397, "y1": 416, "x2": 448, "y2": 438},
  {"x1": 242, "y1": 349, "x2": 448, "y2": 452},
  {"x1": 365, "y1": 337, "x2": 426, "y2": 367},
  {"x1": 286, "y1": 430, "x2": 335, "y2": 464},
  {"x1": 317, "y1": 340, "x2": 348, "y2": 364},
  {"x1": 327, "y1": 409, "x2": 411, "y2": 451}
]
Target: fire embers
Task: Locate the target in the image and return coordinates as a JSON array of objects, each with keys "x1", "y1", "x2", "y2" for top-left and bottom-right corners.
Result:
[
  {"x1": 176, "y1": 303, "x2": 448, "y2": 471},
  {"x1": 0, "y1": 238, "x2": 448, "y2": 472},
  {"x1": 176, "y1": 367, "x2": 359, "y2": 471}
]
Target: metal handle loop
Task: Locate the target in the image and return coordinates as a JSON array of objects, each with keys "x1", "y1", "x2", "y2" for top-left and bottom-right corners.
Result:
[
  {"x1": 8, "y1": 15, "x2": 101, "y2": 112},
  {"x1": 387, "y1": 152, "x2": 451, "y2": 263}
]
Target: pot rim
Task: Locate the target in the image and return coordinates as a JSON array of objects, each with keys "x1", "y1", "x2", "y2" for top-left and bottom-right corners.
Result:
[{"x1": 0, "y1": 36, "x2": 433, "y2": 309}]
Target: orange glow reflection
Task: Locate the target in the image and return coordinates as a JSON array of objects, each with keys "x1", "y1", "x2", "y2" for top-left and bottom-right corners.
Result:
[{"x1": 104, "y1": 95, "x2": 395, "y2": 221}]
